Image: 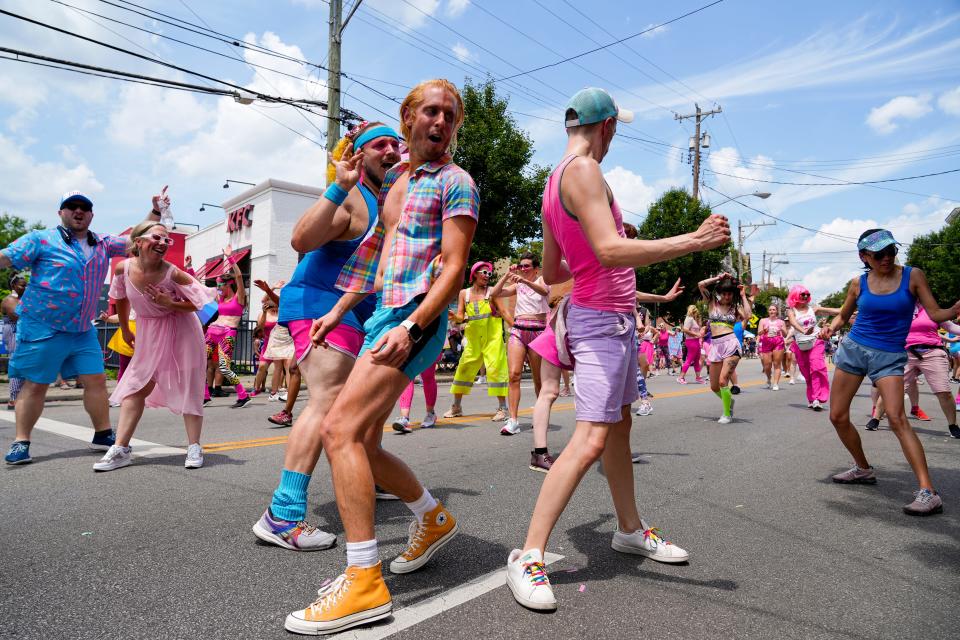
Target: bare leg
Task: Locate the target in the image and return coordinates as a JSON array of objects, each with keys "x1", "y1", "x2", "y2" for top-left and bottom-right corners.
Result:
[
  {"x1": 828, "y1": 369, "x2": 870, "y2": 469},
  {"x1": 529, "y1": 350, "x2": 542, "y2": 398},
  {"x1": 507, "y1": 339, "x2": 526, "y2": 421},
  {"x1": 600, "y1": 407, "x2": 643, "y2": 533},
  {"x1": 13, "y1": 380, "x2": 49, "y2": 442},
  {"x1": 771, "y1": 350, "x2": 783, "y2": 386},
  {"x1": 760, "y1": 351, "x2": 772, "y2": 382},
  {"x1": 935, "y1": 391, "x2": 957, "y2": 425},
  {"x1": 115, "y1": 381, "x2": 157, "y2": 447},
  {"x1": 270, "y1": 363, "x2": 283, "y2": 394},
  {"x1": 875, "y1": 376, "x2": 934, "y2": 490},
  {"x1": 183, "y1": 414, "x2": 202, "y2": 445},
  {"x1": 253, "y1": 361, "x2": 269, "y2": 393},
  {"x1": 531, "y1": 360, "x2": 560, "y2": 450},
  {"x1": 77, "y1": 373, "x2": 111, "y2": 431},
  {"x1": 282, "y1": 357, "x2": 302, "y2": 415}
]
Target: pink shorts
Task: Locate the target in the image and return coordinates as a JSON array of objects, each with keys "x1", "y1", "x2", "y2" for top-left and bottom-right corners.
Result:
[
  {"x1": 904, "y1": 349, "x2": 951, "y2": 394},
  {"x1": 759, "y1": 336, "x2": 785, "y2": 353},
  {"x1": 638, "y1": 340, "x2": 655, "y2": 363},
  {"x1": 286, "y1": 319, "x2": 365, "y2": 363},
  {"x1": 706, "y1": 333, "x2": 742, "y2": 364},
  {"x1": 529, "y1": 323, "x2": 574, "y2": 372}
]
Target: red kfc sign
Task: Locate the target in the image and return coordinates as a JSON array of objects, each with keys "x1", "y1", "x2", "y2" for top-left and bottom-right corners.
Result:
[{"x1": 227, "y1": 204, "x2": 254, "y2": 232}]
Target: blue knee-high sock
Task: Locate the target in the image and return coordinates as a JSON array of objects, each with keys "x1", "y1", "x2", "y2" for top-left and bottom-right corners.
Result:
[
  {"x1": 636, "y1": 370, "x2": 649, "y2": 399},
  {"x1": 270, "y1": 469, "x2": 311, "y2": 522}
]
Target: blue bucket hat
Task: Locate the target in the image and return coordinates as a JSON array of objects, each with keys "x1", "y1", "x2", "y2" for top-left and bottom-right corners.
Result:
[{"x1": 857, "y1": 229, "x2": 900, "y2": 252}]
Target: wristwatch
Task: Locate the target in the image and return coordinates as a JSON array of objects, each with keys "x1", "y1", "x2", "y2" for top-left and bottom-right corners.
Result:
[{"x1": 400, "y1": 319, "x2": 423, "y2": 343}]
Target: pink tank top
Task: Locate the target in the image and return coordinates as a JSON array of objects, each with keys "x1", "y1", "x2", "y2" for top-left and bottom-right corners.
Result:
[
  {"x1": 905, "y1": 305, "x2": 941, "y2": 348},
  {"x1": 542, "y1": 155, "x2": 636, "y2": 313},
  {"x1": 218, "y1": 294, "x2": 244, "y2": 316},
  {"x1": 514, "y1": 280, "x2": 550, "y2": 316}
]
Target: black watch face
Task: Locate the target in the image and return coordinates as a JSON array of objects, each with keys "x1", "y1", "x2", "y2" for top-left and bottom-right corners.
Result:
[{"x1": 409, "y1": 324, "x2": 423, "y2": 342}]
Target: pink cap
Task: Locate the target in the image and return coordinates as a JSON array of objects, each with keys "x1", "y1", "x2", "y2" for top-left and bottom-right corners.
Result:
[{"x1": 470, "y1": 261, "x2": 493, "y2": 282}]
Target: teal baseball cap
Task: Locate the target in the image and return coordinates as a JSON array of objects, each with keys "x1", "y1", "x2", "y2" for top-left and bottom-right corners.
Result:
[{"x1": 565, "y1": 87, "x2": 634, "y2": 128}]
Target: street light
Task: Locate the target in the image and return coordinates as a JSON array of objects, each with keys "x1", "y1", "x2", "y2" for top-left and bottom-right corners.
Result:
[
  {"x1": 199, "y1": 203, "x2": 224, "y2": 212},
  {"x1": 223, "y1": 179, "x2": 255, "y2": 189},
  {"x1": 711, "y1": 191, "x2": 771, "y2": 207}
]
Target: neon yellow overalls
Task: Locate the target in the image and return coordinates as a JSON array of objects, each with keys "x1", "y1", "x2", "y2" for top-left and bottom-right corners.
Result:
[{"x1": 450, "y1": 290, "x2": 508, "y2": 397}]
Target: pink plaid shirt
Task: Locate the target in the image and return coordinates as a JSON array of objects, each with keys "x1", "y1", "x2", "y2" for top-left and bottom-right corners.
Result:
[{"x1": 336, "y1": 159, "x2": 479, "y2": 308}]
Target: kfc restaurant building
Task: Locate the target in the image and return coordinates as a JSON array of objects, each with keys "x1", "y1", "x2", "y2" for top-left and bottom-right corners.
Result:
[{"x1": 185, "y1": 179, "x2": 324, "y2": 318}]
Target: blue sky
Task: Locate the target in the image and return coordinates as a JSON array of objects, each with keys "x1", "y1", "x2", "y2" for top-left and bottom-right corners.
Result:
[{"x1": 1, "y1": 0, "x2": 958, "y2": 299}]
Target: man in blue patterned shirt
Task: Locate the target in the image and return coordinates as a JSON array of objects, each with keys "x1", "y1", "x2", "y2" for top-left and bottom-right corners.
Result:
[{"x1": 0, "y1": 190, "x2": 161, "y2": 464}]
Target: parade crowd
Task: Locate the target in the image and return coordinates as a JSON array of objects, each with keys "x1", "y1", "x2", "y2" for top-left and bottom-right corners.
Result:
[{"x1": 3, "y1": 80, "x2": 959, "y2": 636}]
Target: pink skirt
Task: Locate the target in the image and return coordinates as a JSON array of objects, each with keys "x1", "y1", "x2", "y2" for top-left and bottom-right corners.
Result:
[
  {"x1": 638, "y1": 340, "x2": 655, "y2": 363},
  {"x1": 529, "y1": 323, "x2": 574, "y2": 371}
]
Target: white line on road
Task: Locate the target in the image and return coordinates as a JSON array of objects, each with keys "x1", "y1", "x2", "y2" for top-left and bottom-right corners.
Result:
[
  {"x1": 0, "y1": 413, "x2": 186, "y2": 457},
  {"x1": 341, "y1": 552, "x2": 564, "y2": 640}
]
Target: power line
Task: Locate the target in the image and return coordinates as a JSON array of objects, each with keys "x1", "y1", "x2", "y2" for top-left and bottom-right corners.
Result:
[
  {"x1": 494, "y1": 1, "x2": 724, "y2": 83},
  {"x1": 704, "y1": 167, "x2": 960, "y2": 187}
]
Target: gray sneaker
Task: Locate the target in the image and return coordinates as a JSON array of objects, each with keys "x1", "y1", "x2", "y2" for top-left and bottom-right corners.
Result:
[
  {"x1": 831, "y1": 464, "x2": 877, "y2": 484},
  {"x1": 902, "y1": 489, "x2": 943, "y2": 516}
]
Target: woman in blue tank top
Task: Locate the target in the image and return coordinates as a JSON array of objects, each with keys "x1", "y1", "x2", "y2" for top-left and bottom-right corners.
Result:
[{"x1": 820, "y1": 229, "x2": 960, "y2": 516}]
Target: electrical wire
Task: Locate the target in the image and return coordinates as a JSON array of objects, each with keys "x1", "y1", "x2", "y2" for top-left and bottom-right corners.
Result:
[{"x1": 704, "y1": 167, "x2": 960, "y2": 187}]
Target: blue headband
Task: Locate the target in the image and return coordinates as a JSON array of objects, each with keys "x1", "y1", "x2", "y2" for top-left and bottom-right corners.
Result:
[{"x1": 353, "y1": 125, "x2": 399, "y2": 151}]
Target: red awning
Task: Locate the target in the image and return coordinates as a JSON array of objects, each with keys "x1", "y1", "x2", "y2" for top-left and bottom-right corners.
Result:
[{"x1": 202, "y1": 247, "x2": 251, "y2": 279}]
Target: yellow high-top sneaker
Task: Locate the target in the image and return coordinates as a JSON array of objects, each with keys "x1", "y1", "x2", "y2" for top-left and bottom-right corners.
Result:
[
  {"x1": 389, "y1": 501, "x2": 459, "y2": 574},
  {"x1": 284, "y1": 562, "x2": 392, "y2": 635}
]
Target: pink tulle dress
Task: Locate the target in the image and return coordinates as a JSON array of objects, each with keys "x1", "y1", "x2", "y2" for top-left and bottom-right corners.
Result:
[{"x1": 109, "y1": 260, "x2": 214, "y2": 416}]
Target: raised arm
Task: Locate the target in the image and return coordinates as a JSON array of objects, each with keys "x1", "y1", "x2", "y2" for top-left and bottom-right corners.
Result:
[
  {"x1": 699, "y1": 274, "x2": 721, "y2": 301},
  {"x1": 254, "y1": 279, "x2": 280, "y2": 306},
  {"x1": 738, "y1": 286, "x2": 752, "y2": 321},
  {"x1": 489, "y1": 270, "x2": 518, "y2": 299},
  {"x1": 291, "y1": 152, "x2": 364, "y2": 253},
  {"x1": 223, "y1": 245, "x2": 246, "y2": 307},
  {"x1": 910, "y1": 268, "x2": 960, "y2": 323},
  {"x1": 637, "y1": 278, "x2": 684, "y2": 303}
]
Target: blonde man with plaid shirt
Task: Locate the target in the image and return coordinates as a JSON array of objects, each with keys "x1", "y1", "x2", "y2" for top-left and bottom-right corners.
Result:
[{"x1": 282, "y1": 79, "x2": 479, "y2": 635}]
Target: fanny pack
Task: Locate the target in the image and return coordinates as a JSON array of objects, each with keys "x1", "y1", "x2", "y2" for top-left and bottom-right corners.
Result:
[
  {"x1": 795, "y1": 331, "x2": 817, "y2": 351},
  {"x1": 907, "y1": 344, "x2": 947, "y2": 359}
]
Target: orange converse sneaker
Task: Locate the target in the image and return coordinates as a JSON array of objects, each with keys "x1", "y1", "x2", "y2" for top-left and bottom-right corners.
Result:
[
  {"x1": 389, "y1": 502, "x2": 459, "y2": 574},
  {"x1": 284, "y1": 563, "x2": 392, "y2": 635}
]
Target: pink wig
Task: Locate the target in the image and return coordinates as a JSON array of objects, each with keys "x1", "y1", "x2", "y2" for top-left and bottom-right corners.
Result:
[
  {"x1": 470, "y1": 261, "x2": 493, "y2": 282},
  {"x1": 786, "y1": 285, "x2": 810, "y2": 309}
]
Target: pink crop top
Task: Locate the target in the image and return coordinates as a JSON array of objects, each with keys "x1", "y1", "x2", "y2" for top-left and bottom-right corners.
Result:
[
  {"x1": 514, "y1": 279, "x2": 550, "y2": 317},
  {"x1": 218, "y1": 295, "x2": 244, "y2": 317},
  {"x1": 541, "y1": 155, "x2": 636, "y2": 313}
]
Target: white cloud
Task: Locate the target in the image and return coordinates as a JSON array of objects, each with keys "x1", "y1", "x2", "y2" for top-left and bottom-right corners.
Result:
[
  {"x1": 705, "y1": 147, "x2": 775, "y2": 200},
  {"x1": 446, "y1": 0, "x2": 470, "y2": 18},
  {"x1": 866, "y1": 94, "x2": 932, "y2": 134},
  {"x1": 107, "y1": 84, "x2": 213, "y2": 147},
  {"x1": 451, "y1": 42, "x2": 472, "y2": 62},
  {"x1": 640, "y1": 24, "x2": 669, "y2": 39},
  {"x1": 938, "y1": 86, "x2": 960, "y2": 116},
  {"x1": 0, "y1": 134, "x2": 103, "y2": 219},
  {"x1": 604, "y1": 166, "x2": 657, "y2": 217}
]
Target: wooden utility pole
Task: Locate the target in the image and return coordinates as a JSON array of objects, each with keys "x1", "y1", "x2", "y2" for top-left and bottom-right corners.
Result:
[
  {"x1": 737, "y1": 219, "x2": 775, "y2": 283},
  {"x1": 675, "y1": 103, "x2": 722, "y2": 200},
  {"x1": 326, "y1": 0, "x2": 342, "y2": 154}
]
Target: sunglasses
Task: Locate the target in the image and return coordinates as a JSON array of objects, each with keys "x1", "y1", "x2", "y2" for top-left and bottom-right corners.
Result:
[
  {"x1": 477, "y1": 270, "x2": 492, "y2": 277},
  {"x1": 864, "y1": 245, "x2": 898, "y2": 260},
  {"x1": 518, "y1": 264, "x2": 533, "y2": 271},
  {"x1": 62, "y1": 201, "x2": 92, "y2": 212},
  {"x1": 140, "y1": 233, "x2": 174, "y2": 246},
  {"x1": 799, "y1": 292, "x2": 811, "y2": 299}
]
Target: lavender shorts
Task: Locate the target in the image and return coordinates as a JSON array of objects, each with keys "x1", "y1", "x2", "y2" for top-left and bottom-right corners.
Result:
[
  {"x1": 566, "y1": 303, "x2": 639, "y2": 423},
  {"x1": 707, "y1": 332, "x2": 742, "y2": 364}
]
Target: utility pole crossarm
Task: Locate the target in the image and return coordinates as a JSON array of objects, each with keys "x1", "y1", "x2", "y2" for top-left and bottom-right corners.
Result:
[{"x1": 674, "y1": 104, "x2": 722, "y2": 201}]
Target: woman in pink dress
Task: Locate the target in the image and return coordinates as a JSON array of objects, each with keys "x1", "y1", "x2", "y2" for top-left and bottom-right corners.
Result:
[{"x1": 93, "y1": 221, "x2": 213, "y2": 472}]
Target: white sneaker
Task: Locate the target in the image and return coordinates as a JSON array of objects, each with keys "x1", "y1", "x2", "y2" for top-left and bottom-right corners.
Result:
[
  {"x1": 278, "y1": 388, "x2": 288, "y2": 402},
  {"x1": 421, "y1": 412, "x2": 437, "y2": 429},
  {"x1": 789, "y1": 379, "x2": 796, "y2": 385},
  {"x1": 184, "y1": 443, "x2": 204, "y2": 468},
  {"x1": 93, "y1": 445, "x2": 132, "y2": 472},
  {"x1": 476, "y1": 375, "x2": 486, "y2": 385},
  {"x1": 718, "y1": 415, "x2": 732, "y2": 424},
  {"x1": 797, "y1": 374, "x2": 806, "y2": 383},
  {"x1": 268, "y1": 392, "x2": 280, "y2": 402},
  {"x1": 500, "y1": 418, "x2": 521, "y2": 435},
  {"x1": 772, "y1": 385, "x2": 780, "y2": 391},
  {"x1": 506, "y1": 548, "x2": 556, "y2": 611},
  {"x1": 634, "y1": 400, "x2": 653, "y2": 416},
  {"x1": 812, "y1": 400, "x2": 823, "y2": 412},
  {"x1": 611, "y1": 523, "x2": 689, "y2": 563}
]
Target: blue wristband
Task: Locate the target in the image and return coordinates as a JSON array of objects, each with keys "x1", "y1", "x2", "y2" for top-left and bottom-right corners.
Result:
[{"x1": 324, "y1": 183, "x2": 349, "y2": 206}]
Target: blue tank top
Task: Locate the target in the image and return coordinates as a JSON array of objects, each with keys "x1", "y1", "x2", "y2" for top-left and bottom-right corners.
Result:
[
  {"x1": 848, "y1": 265, "x2": 915, "y2": 353},
  {"x1": 278, "y1": 184, "x2": 378, "y2": 331}
]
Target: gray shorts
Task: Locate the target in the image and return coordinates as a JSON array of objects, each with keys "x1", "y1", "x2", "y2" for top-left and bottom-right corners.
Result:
[{"x1": 834, "y1": 338, "x2": 907, "y2": 383}]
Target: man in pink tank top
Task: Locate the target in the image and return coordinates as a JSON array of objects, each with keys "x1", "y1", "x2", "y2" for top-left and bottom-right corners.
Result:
[{"x1": 506, "y1": 88, "x2": 731, "y2": 612}]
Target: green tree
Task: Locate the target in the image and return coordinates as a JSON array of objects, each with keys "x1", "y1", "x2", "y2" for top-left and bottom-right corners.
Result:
[
  {"x1": 819, "y1": 282, "x2": 851, "y2": 309},
  {"x1": 906, "y1": 217, "x2": 960, "y2": 305},
  {"x1": 453, "y1": 80, "x2": 550, "y2": 267},
  {"x1": 0, "y1": 212, "x2": 43, "y2": 299},
  {"x1": 634, "y1": 188, "x2": 730, "y2": 318}
]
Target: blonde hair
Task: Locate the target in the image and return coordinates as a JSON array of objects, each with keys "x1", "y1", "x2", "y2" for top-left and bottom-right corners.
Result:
[
  {"x1": 128, "y1": 220, "x2": 166, "y2": 257},
  {"x1": 686, "y1": 305, "x2": 700, "y2": 321},
  {"x1": 400, "y1": 79, "x2": 465, "y2": 154},
  {"x1": 325, "y1": 121, "x2": 387, "y2": 185}
]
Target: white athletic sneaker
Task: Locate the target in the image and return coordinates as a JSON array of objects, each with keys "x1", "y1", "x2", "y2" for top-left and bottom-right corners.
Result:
[
  {"x1": 811, "y1": 400, "x2": 823, "y2": 412},
  {"x1": 718, "y1": 415, "x2": 732, "y2": 424},
  {"x1": 184, "y1": 443, "x2": 204, "y2": 468},
  {"x1": 789, "y1": 379, "x2": 796, "y2": 385},
  {"x1": 93, "y1": 445, "x2": 132, "y2": 472},
  {"x1": 421, "y1": 412, "x2": 437, "y2": 429},
  {"x1": 611, "y1": 524, "x2": 690, "y2": 563},
  {"x1": 278, "y1": 388, "x2": 288, "y2": 402},
  {"x1": 634, "y1": 400, "x2": 653, "y2": 416},
  {"x1": 268, "y1": 392, "x2": 280, "y2": 402},
  {"x1": 772, "y1": 385, "x2": 780, "y2": 391},
  {"x1": 500, "y1": 419, "x2": 521, "y2": 436},
  {"x1": 506, "y1": 548, "x2": 556, "y2": 611}
]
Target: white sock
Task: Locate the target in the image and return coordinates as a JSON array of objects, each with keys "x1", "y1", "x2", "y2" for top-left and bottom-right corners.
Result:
[
  {"x1": 405, "y1": 488, "x2": 438, "y2": 523},
  {"x1": 345, "y1": 539, "x2": 379, "y2": 568}
]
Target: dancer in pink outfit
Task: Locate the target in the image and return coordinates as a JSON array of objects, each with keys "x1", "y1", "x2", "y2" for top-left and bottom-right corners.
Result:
[
  {"x1": 786, "y1": 285, "x2": 840, "y2": 412},
  {"x1": 93, "y1": 221, "x2": 213, "y2": 472}
]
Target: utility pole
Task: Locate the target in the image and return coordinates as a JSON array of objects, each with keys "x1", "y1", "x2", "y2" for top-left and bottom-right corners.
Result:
[
  {"x1": 737, "y1": 219, "x2": 775, "y2": 283},
  {"x1": 325, "y1": 0, "x2": 364, "y2": 154},
  {"x1": 675, "y1": 103, "x2": 722, "y2": 200}
]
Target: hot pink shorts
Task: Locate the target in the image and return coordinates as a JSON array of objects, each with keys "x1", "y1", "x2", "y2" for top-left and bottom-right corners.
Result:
[
  {"x1": 529, "y1": 323, "x2": 574, "y2": 372},
  {"x1": 638, "y1": 340, "x2": 655, "y2": 363},
  {"x1": 286, "y1": 319, "x2": 365, "y2": 363},
  {"x1": 759, "y1": 336, "x2": 785, "y2": 353}
]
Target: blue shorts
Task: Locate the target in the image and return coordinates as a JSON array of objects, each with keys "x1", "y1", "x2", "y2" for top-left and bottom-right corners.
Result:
[
  {"x1": 10, "y1": 317, "x2": 104, "y2": 384},
  {"x1": 360, "y1": 295, "x2": 447, "y2": 381},
  {"x1": 834, "y1": 338, "x2": 907, "y2": 383}
]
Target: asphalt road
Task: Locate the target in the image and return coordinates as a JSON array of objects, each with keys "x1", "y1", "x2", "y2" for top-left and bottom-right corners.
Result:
[{"x1": 2, "y1": 358, "x2": 958, "y2": 640}]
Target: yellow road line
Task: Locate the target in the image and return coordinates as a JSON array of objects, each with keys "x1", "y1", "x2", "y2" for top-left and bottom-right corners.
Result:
[{"x1": 204, "y1": 376, "x2": 768, "y2": 453}]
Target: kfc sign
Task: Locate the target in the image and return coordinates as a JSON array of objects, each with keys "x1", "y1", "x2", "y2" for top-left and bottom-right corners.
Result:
[{"x1": 227, "y1": 204, "x2": 254, "y2": 232}]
